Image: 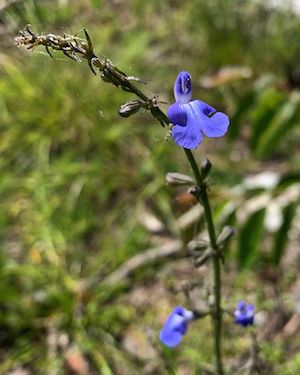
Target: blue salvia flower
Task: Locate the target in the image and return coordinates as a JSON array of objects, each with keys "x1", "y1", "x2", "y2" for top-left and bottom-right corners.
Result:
[
  {"x1": 160, "y1": 306, "x2": 194, "y2": 348},
  {"x1": 234, "y1": 301, "x2": 254, "y2": 327},
  {"x1": 167, "y1": 71, "x2": 230, "y2": 149}
]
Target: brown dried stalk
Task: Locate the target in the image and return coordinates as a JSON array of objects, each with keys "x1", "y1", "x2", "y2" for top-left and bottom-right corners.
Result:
[{"x1": 15, "y1": 25, "x2": 168, "y2": 127}]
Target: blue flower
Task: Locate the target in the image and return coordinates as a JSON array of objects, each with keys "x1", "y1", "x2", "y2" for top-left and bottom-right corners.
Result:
[
  {"x1": 159, "y1": 306, "x2": 194, "y2": 348},
  {"x1": 167, "y1": 71, "x2": 230, "y2": 149},
  {"x1": 234, "y1": 301, "x2": 254, "y2": 327}
]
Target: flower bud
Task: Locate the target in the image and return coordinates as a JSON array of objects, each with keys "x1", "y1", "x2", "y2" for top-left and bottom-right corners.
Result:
[
  {"x1": 92, "y1": 57, "x2": 105, "y2": 69},
  {"x1": 101, "y1": 73, "x2": 112, "y2": 83},
  {"x1": 118, "y1": 100, "x2": 144, "y2": 117},
  {"x1": 201, "y1": 158, "x2": 212, "y2": 179},
  {"x1": 194, "y1": 249, "x2": 211, "y2": 267},
  {"x1": 188, "y1": 239, "x2": 209, "y2": 252},
  {"x1": 217, "y1": 226, "x2": 236, "y2": 248},
  {"x1": 166, "y1": 172, "x2": 194, "y2": 186}
]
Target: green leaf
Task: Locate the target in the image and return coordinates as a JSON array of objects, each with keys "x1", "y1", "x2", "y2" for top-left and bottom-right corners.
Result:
[
  {"x1": 272, "y1": 203, "x2": 297, "y2": 265},
  {"x1": 276, "y1": 173, "x2": 300, "y2": 190},
  {"x1": 238, "y1": 208, "x2": 266, "y2": 268},
  {"x1": 250, "y1": 87, "x2": 286, "y2": 151},
  {"x1": 254, "y1": 92, "x2": 300, "y2": 158},
  {"x1": 229, "y1": 90, "x2": 256, "y2": 140}
]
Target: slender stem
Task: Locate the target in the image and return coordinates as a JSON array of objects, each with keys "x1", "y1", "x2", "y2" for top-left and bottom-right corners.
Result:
[
  {"x1": 184, "y1": 149, "x2": 224, "y2": 375},
  {"x1": 211, "y1": 250, "x2": 223, "y2": 375}
]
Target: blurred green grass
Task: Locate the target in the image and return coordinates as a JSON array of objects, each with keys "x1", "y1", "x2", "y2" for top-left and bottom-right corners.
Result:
[{"x1": 1, "y1": 0, "x2": 300, "y2": 373}]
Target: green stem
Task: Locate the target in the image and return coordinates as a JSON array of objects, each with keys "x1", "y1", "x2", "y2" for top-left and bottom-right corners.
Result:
[{"x1": 184, "y1": 149, "x2": 224, "y2": 375}]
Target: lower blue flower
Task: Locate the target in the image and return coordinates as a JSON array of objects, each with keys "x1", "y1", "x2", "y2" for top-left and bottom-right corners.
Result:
[
  {"x1": 159, "y1": 306, "x2": 194, "y2": 348},
  {"x1": 168, "y1": 71, "x2": 230, "y2": 149},
  {"x1": 234, "y1": 301, "x2": 254, "y2": 327}
]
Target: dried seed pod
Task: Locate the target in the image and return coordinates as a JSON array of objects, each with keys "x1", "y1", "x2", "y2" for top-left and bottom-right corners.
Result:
[
  {"x1": 201, "y1": 158, "x2": 212, "y2": 179},
  {"x1": 118, "y1": 100, "x2": 145, "y2": 117},
  {"x1": 166, "y1": 172, "x2": 194, "y2": 186},
  {"x1": 217, "y1": 226, "x2": 236, "y2": 248},
  {"x1": 188, "y1": 239, "x2": 209, "y2": 252}
]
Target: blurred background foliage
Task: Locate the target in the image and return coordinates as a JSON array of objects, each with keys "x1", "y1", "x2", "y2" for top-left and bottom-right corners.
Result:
[{"x1": 0, "y1": 0, "x2": 300, "y2": 374}]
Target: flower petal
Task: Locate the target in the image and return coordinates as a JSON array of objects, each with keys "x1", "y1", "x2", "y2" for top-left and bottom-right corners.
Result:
[
  {"x1": 195, "y1": 99, "x2": 216, "y2": 116},
  {"x1": 162, "y1": 312, "x2": 185, "y2": 334},
  {"x1": 159, "y1": 307, "x2": 194, "y2": 348},
  {"x1": 246, "y1": 304, "x2": 254, "y2": 321},
  {"x1": 167, "y1": 103, "x2": 187, "y2": 126},
  {"x1": 160, "y1": 328, "x2": 183, "y2": 348},
  {"x1": 172, "y1": 123, "x2": 203, "y2": 149},
  {"x1": 199, "y1": 110, "x2": 230, "y2": 138},
  {"x1": 160, "y1": 312, "x2": 185, "y2": 348},
  {"x1": 174, "y1": 71, "x2": 192, "y2": 104},
  {"x1": 171, "y1": 102, "x2": 203, "y2": 149},
  {"x1": 236, "y1": 300, "x2": 246, "y2": 311}
]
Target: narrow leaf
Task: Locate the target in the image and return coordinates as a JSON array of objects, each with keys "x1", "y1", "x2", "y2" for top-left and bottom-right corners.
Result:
[
  {"x1": 229, "y1": 90, "x2": 256, "y2": 140},
  {"x1": 238, "y1": 208, "x2": 266, "y2": 268},
  {"x1": 254, "y1": 92, "x2": 300, "y2": 158},
  {"x1": 272, "y1": 203, "x2": 296, "y2": 265},
  {"x1": 250, "y1": 87, "x2": 286, "y2": 151}
]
